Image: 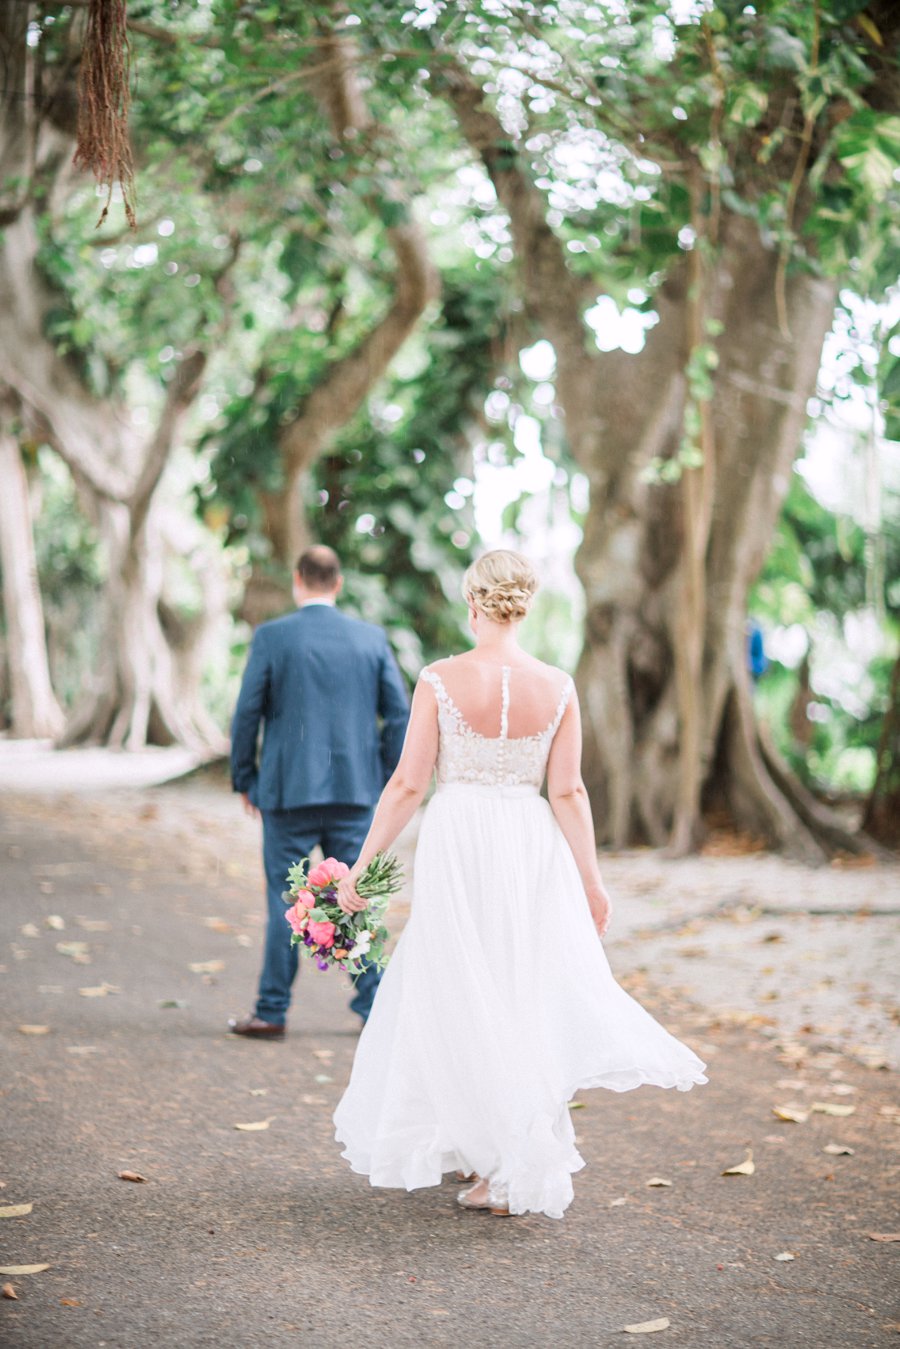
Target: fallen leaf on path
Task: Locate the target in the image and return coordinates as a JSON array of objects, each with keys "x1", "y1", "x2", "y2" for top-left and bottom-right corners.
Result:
[
  {"x1": 811, "y1": 1102, "x2": 856, "y2": 1118},
  {"x1": 60, "y1": 1298, "x2": 81, "y2": 1306},
  {"x1": 311, "y1": 1049, "x2": 333, "y2": 1062},
  {"x1": 248, "y1": 1088, "x2": 268, "y2": 1097},
  {"x1": 823, "y1": 1144, "x2": 855, "y2": 1156},
  {"x1": 20, "y1": 924, "x2": 39, "y2": 939},
  {"x1": 772, "y1": 1106, "x2": 809, "y2": 1123},
  {"x1": 0, "y1": 1265, "x2": 50, "y2": 1275},
  {"x1": 117, "y1": 1171, "x2": 147, "y2": 1183},
  {"x1": 18, "y1": 1025, "x2": 50, "y2": 1036},
  {"x1": 78, "y1": 984, "x2": 120, "y2": 998},
  {"x1": 722, "y1": 1152, "x2": 755, "y2": 1177},
  {"x1": 159, "y1": 999, "x2": 187, "y2": 1009},
  {"x1": 568, "y1": 1101, "x2": 585, "y2": 1110},
  {"x1": 188, "y1": 960, "x2": 224, "y2": 974},
  {"x1": 868, "y1": 1233, "x2": 900, "y2": 1243},
  {"x1": 609, "y1": 1197, "x2": 628, "y2": 1207},
  {"x1": 45, "y1": 915, "x2": 65, "y2": 930},
  {"x1": 203, "y1": 917, "x2": 234, "y2": 934},
  {"x1": 2, "y1": 1283, "x2": 17, "y2": 1299},
  {"x1": 623, "y1": 1318, "x2": 670, "y2": 1334},
  {"x1": 234, "y1": 1119, "x2": 273, "y2": 1131},
  {"x1": 56, "y1": 941, "x2": 91, "y2": 963},
  {"x1": 828, "y1": 1083, "x2": 856, "y2": 1096},
  {"x1": 0, "y1": 1204, "x2": 33, "y2": 1218},
  {"x1": 773, "y1": 1252, "x2": 795, "y2": 1262},
  {"x1": 300, "y1": 1095, "x2": 326, "y2": 1106},
  {"x1": 645, "y1": 1177, "x2": 672, "y2": 1188},
  {"x1": 313, "y1": 1074, "x2": 333, "y2": 1084}
]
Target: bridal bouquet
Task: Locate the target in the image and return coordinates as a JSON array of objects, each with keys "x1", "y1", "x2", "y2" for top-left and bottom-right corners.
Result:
[{"x1": 283, "y1": 852, "x2": 401, "y2": 974}]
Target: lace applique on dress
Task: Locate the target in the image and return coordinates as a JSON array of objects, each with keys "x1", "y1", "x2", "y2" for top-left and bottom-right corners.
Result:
[{"x1": 420, "y1": 667, "x2": 573, "y2": 788}]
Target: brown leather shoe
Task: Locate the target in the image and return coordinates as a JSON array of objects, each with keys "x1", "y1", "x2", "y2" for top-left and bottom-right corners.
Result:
[{"x1": 228, "y1": 1015, "x2": 285, "y2": 1040}]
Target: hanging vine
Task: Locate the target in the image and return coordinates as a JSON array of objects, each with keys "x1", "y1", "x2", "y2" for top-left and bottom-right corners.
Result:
[{"x1": 72, "y1": 0, "x2": 137, "y2": 228}]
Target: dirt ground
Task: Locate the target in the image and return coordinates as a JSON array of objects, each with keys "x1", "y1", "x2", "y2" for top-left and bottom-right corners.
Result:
[{"x1": 1, "y1": 746, "x2": 899, "y2": 1347}]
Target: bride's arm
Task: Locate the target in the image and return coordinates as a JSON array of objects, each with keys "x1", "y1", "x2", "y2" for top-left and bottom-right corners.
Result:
[
  {"x1": 546, "y1": 692, "x2": 612, "y2": 936},
  {"x1": 336, "y1": 678, "x2": 439, "y2": 913}
]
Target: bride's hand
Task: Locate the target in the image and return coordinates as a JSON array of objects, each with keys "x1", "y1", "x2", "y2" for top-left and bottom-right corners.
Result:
[
  {"x1": 337, "y1": 872, "x2": 367, "y2": 915},
  {"x1": 587, "y1": 886, "x2": 612, "y2": 938}
]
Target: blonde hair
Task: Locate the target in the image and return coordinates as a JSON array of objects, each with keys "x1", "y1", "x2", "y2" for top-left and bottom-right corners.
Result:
[{"x1": 462, "y1": 550, "x2": 538, "y2": 624}]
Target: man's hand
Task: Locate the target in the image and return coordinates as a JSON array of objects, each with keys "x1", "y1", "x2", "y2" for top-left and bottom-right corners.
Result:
[{"x1": 241, "y1": 793, "x2": 260, "y2": 819}]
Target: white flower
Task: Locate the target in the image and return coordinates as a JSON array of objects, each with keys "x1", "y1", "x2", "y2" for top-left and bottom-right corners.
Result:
[{"x1": 348, "y1": 930, "x2": 372, "y2": 960}]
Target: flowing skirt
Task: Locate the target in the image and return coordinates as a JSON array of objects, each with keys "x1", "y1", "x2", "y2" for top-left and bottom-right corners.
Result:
[{"x1": 333, "y1": 783, "x2": 707, "y2": 1219}]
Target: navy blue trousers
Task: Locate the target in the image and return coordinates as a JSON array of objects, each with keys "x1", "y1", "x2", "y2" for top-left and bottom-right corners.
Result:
[{"x1": 255, "y1": 804, "x2": 380, "y2": 1025}]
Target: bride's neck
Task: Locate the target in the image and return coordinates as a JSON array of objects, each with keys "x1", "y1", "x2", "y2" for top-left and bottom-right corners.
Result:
[{"x1": 472, "y1": 624, "x2": 521, "y2": 661}]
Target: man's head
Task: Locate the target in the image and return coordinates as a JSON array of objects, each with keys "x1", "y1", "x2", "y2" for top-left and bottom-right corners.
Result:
[{"x1": 293, "y1": 545, "x2": 343, "y2": 606}]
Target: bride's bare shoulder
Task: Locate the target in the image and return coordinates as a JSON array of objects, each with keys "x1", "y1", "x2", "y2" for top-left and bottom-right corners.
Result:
[
  {"x1": 519, "y1": 654, "x2": 572, "y2": 687},
  {"x1": 421, "y1": 654, "x2": 466, "y2": 676}
]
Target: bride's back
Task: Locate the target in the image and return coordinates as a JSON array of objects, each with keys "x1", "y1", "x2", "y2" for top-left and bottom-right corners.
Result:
[{"x1": 428, "y1": 655, "x2": 570, "y2": 740}]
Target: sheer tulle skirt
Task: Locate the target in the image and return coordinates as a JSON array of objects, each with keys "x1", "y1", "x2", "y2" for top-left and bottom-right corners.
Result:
[{"x1": 333, "y1": 784, "x2": 707, "y2": 1219}]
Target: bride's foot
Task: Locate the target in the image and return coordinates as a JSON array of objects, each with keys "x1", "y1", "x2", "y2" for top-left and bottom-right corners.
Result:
[{"x1": 457, "y1": 1179, "x2": 510, "y2": 1216}]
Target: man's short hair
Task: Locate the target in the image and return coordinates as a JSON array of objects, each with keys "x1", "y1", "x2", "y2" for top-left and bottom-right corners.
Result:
[{"x1": 296, "y1": 545, "x2": 341, "y2": 591}]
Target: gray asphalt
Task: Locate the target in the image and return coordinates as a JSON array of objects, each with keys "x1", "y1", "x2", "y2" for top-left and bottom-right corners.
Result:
[{"x1": 1, "y1": 788, "x2": 899, "y2": 1348}]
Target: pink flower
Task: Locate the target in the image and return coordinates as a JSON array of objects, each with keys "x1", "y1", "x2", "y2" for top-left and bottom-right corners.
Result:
[
  {"x1": 293, "y1": 888, "x2": 316, "y2": 911},
  {"x1": 285, "y1": 904, "x2": 309, "y2": 935},
  {"x1": 308, "y1": 858, "x2": 350, "y2": 887},
  {"x1": 307, "y1": 919, "x2": 336, "y2": 948}
]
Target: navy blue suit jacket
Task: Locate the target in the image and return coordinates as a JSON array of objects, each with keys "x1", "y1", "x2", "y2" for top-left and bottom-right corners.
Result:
[{"x1": 230, "y1": 605, "x2": 410, "y2": 811}]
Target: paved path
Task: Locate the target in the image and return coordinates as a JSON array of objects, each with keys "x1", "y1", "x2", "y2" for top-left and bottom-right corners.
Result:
[{"x1": 1, "y1": 773, "x2": 899, "y2": 1347}]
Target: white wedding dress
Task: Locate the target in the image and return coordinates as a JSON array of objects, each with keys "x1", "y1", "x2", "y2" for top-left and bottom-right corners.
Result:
[{"x1": 333, "y1": 663, "x2": 707, "y2": 1219}]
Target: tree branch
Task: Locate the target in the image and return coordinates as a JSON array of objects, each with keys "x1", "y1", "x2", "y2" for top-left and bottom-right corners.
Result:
[
  {"x1": 437, "y1": 57, "x2": 590, "y2": 376},
  {"x1": 275, "y1": 35, "x2": 437, "y2": 485},
  {"x1": 129, "y1": 234, "x2": 242, "y2": 540}
]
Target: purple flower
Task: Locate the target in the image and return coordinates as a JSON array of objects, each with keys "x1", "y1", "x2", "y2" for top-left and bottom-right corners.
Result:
[{"x1": 316, "y1": 958, "x2": 329, "y2": 970}]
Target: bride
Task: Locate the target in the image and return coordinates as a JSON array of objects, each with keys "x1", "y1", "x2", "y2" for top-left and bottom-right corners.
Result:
[{"x1": 334, "y1": 550, "x2": 706, "y2": 1219}]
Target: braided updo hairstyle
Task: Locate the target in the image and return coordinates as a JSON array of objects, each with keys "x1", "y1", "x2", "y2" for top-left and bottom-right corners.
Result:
[{"x1": 462, "y1": 550, "x2": 538, "y2": 624}]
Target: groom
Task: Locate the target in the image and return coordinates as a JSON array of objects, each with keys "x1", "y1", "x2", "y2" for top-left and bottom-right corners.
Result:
[{"x1": 229, "y1": 545, "x2": 410, "y2": 1038}]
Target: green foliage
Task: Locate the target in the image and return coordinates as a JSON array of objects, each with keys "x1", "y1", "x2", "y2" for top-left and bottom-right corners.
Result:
[
  {"x1": 751, "y1": 463, "x2": 900, "y2": 793},
  {"x1": 204, "y1": 268, "x2": 507, "y2": 671},
  {"x1": 14, "y1": 0, "x2": 900, "y2": 750}
]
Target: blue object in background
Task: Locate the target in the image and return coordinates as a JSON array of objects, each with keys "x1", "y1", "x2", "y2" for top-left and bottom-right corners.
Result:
[{"x1": 748, "y1": 621, "x2": 768, "y2": 681}]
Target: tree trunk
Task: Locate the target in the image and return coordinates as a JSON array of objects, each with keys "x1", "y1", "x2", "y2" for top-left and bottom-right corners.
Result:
[
  {"x1": 59, "y1": 497, "x2": 228, "y2": 753},
  {"x1": 0, "y1": 208, "x2": 228, "y2": 752},
  {"x1": 575, "y1": 215, "x2": 840, "y2": 860},
  {"x1": 446, "y1": 68, "x2": 867, "y2": 860},
  {"x1": 861, "y1": 650, "x2": 900, "y2": 848},
  {"x1": 0, "y1": 416, "x2": 64, "y2": 738},
  {"x1": 0, "y1": 4, "x2": 239, "y2": 754}
]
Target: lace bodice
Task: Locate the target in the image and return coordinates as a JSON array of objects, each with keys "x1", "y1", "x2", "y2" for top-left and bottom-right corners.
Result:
[{"x1": 421, "y1": 666, "x2": 573, "y2": 788}]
